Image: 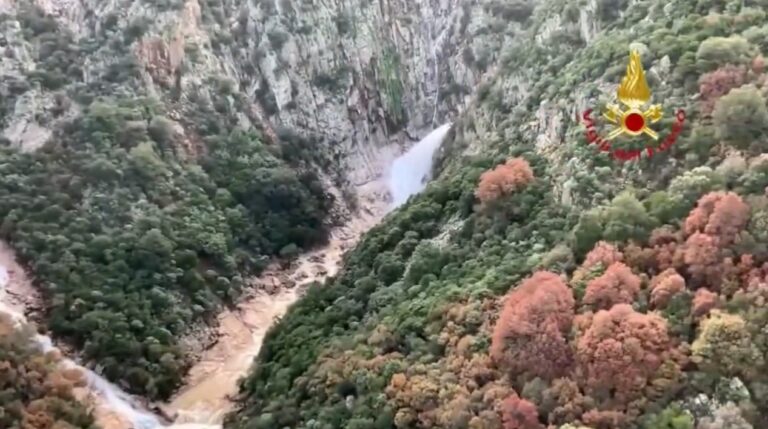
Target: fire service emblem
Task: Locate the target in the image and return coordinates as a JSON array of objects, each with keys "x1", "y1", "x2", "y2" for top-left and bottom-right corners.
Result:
[{"x1": 581, "y1": 48, "x2": 686, "y2": 161}]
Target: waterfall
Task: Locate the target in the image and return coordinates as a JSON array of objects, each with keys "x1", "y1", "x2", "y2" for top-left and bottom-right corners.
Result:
[{"x1": 387, "y1": 123, "x2": 452, "y2": 208}]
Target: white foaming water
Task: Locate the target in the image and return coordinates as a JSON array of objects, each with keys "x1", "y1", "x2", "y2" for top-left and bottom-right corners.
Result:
[
  {"x1": 388, "y1": 123, "x2": 452, "y2": 208},
  {"x1": 0, "y1": 265, "x2": 175, "y2": 429}
]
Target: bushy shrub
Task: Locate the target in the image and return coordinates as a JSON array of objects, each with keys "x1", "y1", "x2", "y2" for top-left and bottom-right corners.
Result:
[
  {"x1": 267, "y1": 29, "x2": 290, "y2": 50},
  {"x1": 0, "y1": 314, "x2": 97, "y2": 429},
  {"x1": 713, "y1": 85, "x2": 768, "y2": 151},
  {"x1": 696, "y1": 36, "x2": 754, "y2": 72},
  {"x1": 475, "y1": 157, "x2": 534, "y2": 205}
]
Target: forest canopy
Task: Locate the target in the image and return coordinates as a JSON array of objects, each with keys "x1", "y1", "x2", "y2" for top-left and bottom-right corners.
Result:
[
  {"x1": 0, "y1": 97, "x2": 332, "y2": 399},
  {"x1": 225, "y1": 0, "x2": 768, "y2": 428}
]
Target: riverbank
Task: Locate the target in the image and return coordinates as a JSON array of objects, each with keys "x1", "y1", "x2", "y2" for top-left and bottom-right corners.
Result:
[
  {"x1": 167, "y1": 195, "x2": 387, "y2": 424},
  {"x1": 0, "y1": 122, "x2": 450, "y2": 429}
]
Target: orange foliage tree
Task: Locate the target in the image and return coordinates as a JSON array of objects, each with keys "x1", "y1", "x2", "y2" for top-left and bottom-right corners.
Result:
[
  {"x1": 572, "y1": 241, "x2": 624, "y2": 285},
  {"x1": 581, "y1": 263, "x2": 641, "y2": 310},
  {"x1": 684, "y1": 192, "x2": 749, "y2": 245},
  {"x1": 491, "y1": 272, "x2": 575, "y2": 383},
  {"x1": 683, "y1": 232, "x2": 722, "y2": 289},
  {"x1": 0, "y1": 313, "x2": 96, "y2": 429},
  {"x1": 581, "y1": 241, "x2": 623, "y2": 271},
  {"x1": 692, "y1": 288, "x2": 719, "y2": 318},
  {"x1": 649, "y1": 268, "x2": 686, "y2": 309},
  {"x1": 476, "y1": 157, "x2": 534, "y2": 205},
  {"x1": 500, "y1": 393, "x2": 544, "y2": 429},
  {"x1": 575, "y1": 304, "x2": 681, "y2": 409}
]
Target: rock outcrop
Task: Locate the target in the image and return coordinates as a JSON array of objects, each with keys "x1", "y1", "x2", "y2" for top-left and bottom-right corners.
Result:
[{"x1": 0, "y1": 0, "x2": 507, "y2": 201}]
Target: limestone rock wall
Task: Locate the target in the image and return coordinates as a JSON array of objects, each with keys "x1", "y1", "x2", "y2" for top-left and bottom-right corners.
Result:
[{"x1": 0, "y1": 0, "x2": 505, "y2": 197}]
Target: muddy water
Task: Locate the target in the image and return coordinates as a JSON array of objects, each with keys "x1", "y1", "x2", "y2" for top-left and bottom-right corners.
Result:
[
  {"x1": 169, "y1": 289, "x2": 297, "y2": 423},
  {"x1": 167, "y1": 206, "x2": 386, "y2": 425},
  {"x1": 0, "y1": 199, "x2": 386, "y2": 429},
  {"x1": 0, "y1": 121, "x2": 453, "y2": 428}
]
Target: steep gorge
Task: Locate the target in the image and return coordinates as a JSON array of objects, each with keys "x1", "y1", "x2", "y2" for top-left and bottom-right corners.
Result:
[
  {"x1": 0, "y1": 120, "x2": 453, "y2": 428},
  {"x1": 8, "y1": 0, "x2": 768, "y2": 427},
  {"x1": 0, "y1": 0, "x2": 483, "y2": 407}
]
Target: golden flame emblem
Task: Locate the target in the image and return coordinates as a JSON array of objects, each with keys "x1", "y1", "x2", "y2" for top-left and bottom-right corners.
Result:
[{"x1": 603, "y1": 49, "x2": 663, "y2": 140}]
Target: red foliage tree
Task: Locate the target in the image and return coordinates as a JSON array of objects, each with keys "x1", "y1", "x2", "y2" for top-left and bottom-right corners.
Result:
[
  {"x1": 582, "y1": 263, "x2": 641, "y2": 310},
  {"x1": 582, "y1": 241, "x2": 623, "y2": 270},
  {"x1": 476, "y1": 157, "x2": 534, "y2": 204},
  {"x1": 581, "y1": 409, "x2": 629, "y2": 429},
  {"x1": 572, "y1": 241, "x2": 625, "y2": 285},
  {"x1": 684, "y1": 192, "x2": 749, "y2": 246},
  {"x1": 692, "y1": 288, "x2": 719, "y2": 318},
  {"x1": 699, "y1": 65, "x2": 748, "y2": 115},
  {"x1": 649, "y1": 227, "x2": 685, "y2": 271},
  {"x1": 650, "y1": 268, "x2": 686, "y2": 309},
  {"x1": 683, "y1": 232, "x2": 722, "y2": 289},
  {"x1": 500, "y1": 393, "x2": 544, "y2": 429},
  {"x1": 575, "y1": 304, "x2": 677, "y2": 407},
  {"x1": 753, "y1": 55, "x2": 765, "y2": 74},
  {"x1": 491, "y1": 272, "x2": 575, "y2": 382}
]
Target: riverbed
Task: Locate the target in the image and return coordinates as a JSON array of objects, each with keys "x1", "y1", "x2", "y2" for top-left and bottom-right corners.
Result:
[{"x1": 0, "y1": 123, "x2": 452, "y2": 428}]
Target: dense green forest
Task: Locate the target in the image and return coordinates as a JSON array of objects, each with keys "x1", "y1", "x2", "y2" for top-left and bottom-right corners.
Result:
[
  {"x1": 0, "y1": 3, "x2": 333, "y2": 399},
  {"x1": 0, "y1": 313, "x2": 99, "y2": 429},
  {"x1": 225, "y1": 0, "x2": 768, "y2": 428}
]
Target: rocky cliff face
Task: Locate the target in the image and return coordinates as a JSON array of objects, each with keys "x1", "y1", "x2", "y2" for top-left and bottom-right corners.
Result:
[
  {"x1": 435, "y1": 0, "x2": 686, "y2": 210},
  {"x1": 1, "y1": 0, "x2": 510, "y2": 203}
]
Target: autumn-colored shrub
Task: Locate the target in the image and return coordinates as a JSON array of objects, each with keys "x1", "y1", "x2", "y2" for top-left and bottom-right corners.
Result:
[
  {"x1": 650, "y1": 269, "x2": 686, "y2": 309},
  {"x1": 753, "y1": 55, "x2": 765, "y2": 74},
  {"x1": 684, "y1": 192, "x2": 749, "y2": 245},
  {"x1": 698, "y1": 65, "x2": 747, "y2": 115},
  {"x1": 476, "y1": 157, "x2": 534, "y2": 205},
  {"x1": 582, "y1": 263, "x2": 641, "y2": 310},
  {"x1": 622, "y1": 243, "x2": 656, "y2": 274},
  {"x1": 541, "y1": 378, "x2": 596, "y2": 426},
  {"x1": 691, "y1": 310, "x2": 763, "y2": 378},
  {"x1": 576, "y1": 305, "x2": 678, "y2": 407},
  {"x1": 649, "y1": 227, "x2": 685, "y2": 271},
  {"x1": 581, "y1": 409, "x2": 629, "y2": 429},
  {"x1": 581, "y1": 241, "x2": 623, "y2": 271},
  {"x1": 683, "y1": 233, "x2": 721, "y2": 288},
  {"x1": 500, "y1": 393, "x2": 544, "y2": 429},
  {"x1": 0, "y1": 314, "x2": 97, "y2": 429},
  {"x1": 491, "y1": 272, "x2": 575, "y2": 382},
  {"x1": 572, "y1": 241, "x2": 624, "y2": 285}
]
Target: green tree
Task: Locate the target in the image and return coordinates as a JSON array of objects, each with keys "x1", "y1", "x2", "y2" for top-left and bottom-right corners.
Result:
[
  {"x1": 640, "y1": 404, "x2": 694, "y2": 429},
  {"x1": 713, "y1": 85, "x2": 768, "y2": 151},
  {"x1": 696, "y1": 36, "x2": 754, "y2": 72},
  {"x1": 571, "y1": 210, "x2": 604, "y2": 257},
  {"x1": 602, "y1": 192, "x2": 656, "y2": 243}
]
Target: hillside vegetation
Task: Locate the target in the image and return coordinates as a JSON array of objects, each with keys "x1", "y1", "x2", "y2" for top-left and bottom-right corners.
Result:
[
  {"x1": 0, "y1": 3, "x2": 333, "y2": 399},
  {"x1": 226, "y1": 0, "x2": 768, "y2": 428},
  {"x1": 0, "y1": 313, "x2": 99, "y2": 429}
]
